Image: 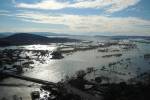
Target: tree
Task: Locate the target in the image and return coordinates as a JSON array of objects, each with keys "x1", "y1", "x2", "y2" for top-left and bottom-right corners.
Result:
[
  {"x1": 86, "y1": 67, "x2": 94, "y2": 74},
  {"x1": 76, "y1": 70, "x2": 86, "y2": 79}
]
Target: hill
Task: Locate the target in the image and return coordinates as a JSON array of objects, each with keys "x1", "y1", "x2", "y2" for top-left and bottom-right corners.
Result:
[
  {"x1": 0, "y1": 32, "x2": 14, "y2": 38},
  {"x1": 0, "y1": 33, "x2": 79, "y2": 46},
  {"x1": 0, "y1": 32, "x2": 70, "y2": 38}
]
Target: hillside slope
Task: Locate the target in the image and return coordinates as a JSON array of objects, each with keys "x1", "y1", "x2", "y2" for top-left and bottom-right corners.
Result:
[{"x1": 0, "y1": 33, "x2": 79, "y2": 46}]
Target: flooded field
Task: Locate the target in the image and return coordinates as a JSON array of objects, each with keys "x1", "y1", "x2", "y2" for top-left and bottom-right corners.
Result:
[{"x1": 0, "y1": 37, "x2": 150, "y2": 100}]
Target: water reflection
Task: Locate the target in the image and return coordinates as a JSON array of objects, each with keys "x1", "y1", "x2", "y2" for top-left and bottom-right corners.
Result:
[
  {"x1": 0, "y1": 44, "x2": 57, "y2": 51},
  {"x1": 22, "y1": 43, "x2": 150, "y2": 83},
  {"x1": 0, "y1": 40, "x2": 150, "y2": 99}
]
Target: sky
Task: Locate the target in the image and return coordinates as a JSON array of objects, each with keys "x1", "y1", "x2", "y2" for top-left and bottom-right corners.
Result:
[{"x1": 0, "y1": 0, "x2": 150, "y2": 36}]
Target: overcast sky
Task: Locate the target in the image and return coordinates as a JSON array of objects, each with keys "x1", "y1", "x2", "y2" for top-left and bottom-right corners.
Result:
[{"x1": 0, "y1": 0, "x2": 150, "y2": 36}]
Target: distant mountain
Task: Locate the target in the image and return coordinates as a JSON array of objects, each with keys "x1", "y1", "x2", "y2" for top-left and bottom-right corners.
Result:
[
  {"x1": 110, "y1": 36, "x2": 150, "y2": 40},
  {"x1": 0, "y1": 32, "x2": 14, "y2": 38},
  {"x1": 94, "y1": 35, "x2": 150, "y2": 40},
  {"x1": 0, "y1": 33, "x2": 79, "y2": 46},
  {"x1": 0, "y1": 32, "x2": 70, "y2": 38},
  {"x1": 30, "y1": 32, "x2": 62, "y2": 37},
  {"x1": 0, "y1": 34, "x2": 6, "y2": 38}
]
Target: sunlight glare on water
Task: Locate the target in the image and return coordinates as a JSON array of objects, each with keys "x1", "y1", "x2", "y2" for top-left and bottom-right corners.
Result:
[{"x1": 22, "y1": 45, "x2": 57, "y2": 51}]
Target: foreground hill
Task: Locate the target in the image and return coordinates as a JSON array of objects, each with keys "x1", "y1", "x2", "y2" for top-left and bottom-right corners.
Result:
[{"x1": 0, "y1": 33, "x2": 79, "y2": 46}]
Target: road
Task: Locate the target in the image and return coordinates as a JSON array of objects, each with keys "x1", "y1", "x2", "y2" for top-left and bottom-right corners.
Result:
[{"x1": 1, "y1": 71, "x2": 103, "y2": 100}]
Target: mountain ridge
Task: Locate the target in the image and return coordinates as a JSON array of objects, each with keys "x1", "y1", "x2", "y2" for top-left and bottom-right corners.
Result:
[{"x1": 0, "y1": 33, "x2": 79, "y2": 46}]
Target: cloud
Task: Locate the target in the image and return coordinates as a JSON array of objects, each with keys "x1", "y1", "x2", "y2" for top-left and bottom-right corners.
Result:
[
  {"x1": 16, "y1": 0, "x2": 140, "y2": 13},
  {"x1": 0, "y1": 10, "x2": 10, "y2": 13},
  {"x1": 15, "y1": 11, "x2": 150, "y2": 35},
  {"x1": 106, "y1": 0, "x2": 140, "y2": 13},
  {"x1": 16, "y1": 0, "x2": 69, "y2": 10},
  {"x1": 0, "y1": 10, "x2": 12, "y2": 16},
  {"x1": 0, "y1": 13, "x2": 12, "y2": 16}
]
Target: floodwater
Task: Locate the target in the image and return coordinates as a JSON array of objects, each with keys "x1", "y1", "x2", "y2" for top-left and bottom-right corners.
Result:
[{"x1": 0, "y1": 38, "x2": 150, "y2": 99}]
